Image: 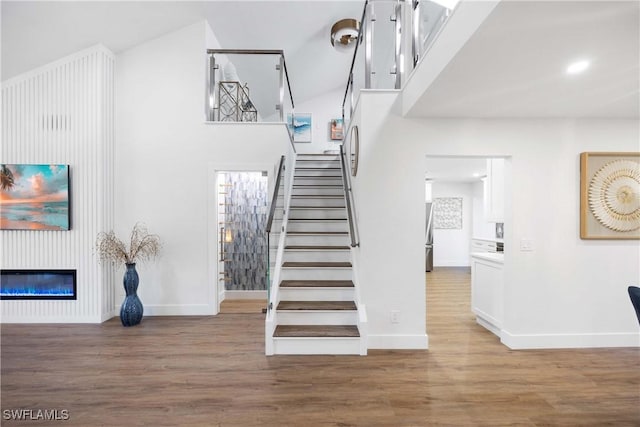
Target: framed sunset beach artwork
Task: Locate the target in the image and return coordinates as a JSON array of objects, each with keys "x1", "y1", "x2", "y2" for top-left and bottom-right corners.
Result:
[{"x1": 0, "y1": 164, "x2": 70, "y2": 231}]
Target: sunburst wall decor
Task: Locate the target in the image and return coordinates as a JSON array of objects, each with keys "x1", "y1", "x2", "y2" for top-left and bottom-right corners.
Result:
[{"x1": 580, "y1": 152, "x2": 640, "y2": 239}]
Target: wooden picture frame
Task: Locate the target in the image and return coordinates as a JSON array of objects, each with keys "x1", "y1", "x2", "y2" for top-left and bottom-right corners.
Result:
[{"x1": 580, "y1": 152, "x2": 640, "y2": 239}]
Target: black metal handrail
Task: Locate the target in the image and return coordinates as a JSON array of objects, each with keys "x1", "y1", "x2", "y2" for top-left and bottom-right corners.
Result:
[
  {"x1": 341, "y1": 0, "x2": 369, "y2": 122},
  {"x1": 339, "y1": 145, "x2": 359, "y2": 247},
  {"x1": 266, "y1": 155, "x2": 286, "y2": 233}
]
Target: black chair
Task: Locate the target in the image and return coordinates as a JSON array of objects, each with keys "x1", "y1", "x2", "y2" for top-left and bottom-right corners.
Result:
[{"x1": 629, "y1": 286, "x2": 640, "y2": 326}]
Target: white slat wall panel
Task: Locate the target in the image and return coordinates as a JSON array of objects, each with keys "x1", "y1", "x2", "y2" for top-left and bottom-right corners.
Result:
[{"x1": 1, "y1": 46, "x2": 116, "y2": 323}]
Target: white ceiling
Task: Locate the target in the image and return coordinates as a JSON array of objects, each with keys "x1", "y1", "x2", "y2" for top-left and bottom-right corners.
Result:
[
  {"x1": 1, "y1": 1, "x2": 362, "y2": 108},
  {"x1": 1, "y1": 1, "x2": 207, "y2": 80},
  {"x1": 408, "y1": 0, "x2": 640, "y2": 118},
  {"x1": 425, "y1": 157, "x2": 487, "y2": 183},
  {"x1": 2, "y1": 1, "x2": 639, "y2": 119}
]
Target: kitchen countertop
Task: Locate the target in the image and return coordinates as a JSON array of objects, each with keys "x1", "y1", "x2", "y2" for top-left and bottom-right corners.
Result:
[
  {"x1": 470, "y1": 252, "x2": 504, "y2": 264},
  {"x1": 472, "y1": 237, "x2": 504, "y2": 243}
]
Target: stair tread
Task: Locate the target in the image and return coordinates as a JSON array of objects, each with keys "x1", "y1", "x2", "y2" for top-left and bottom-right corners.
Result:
[
  {"x1": 274, "y1": 325, "x2": 360, "y2": 338},
  {"x1": 277, "y1": 301, "x2": 357, "y2": 311},
  {"x1": 288, "y1": 218, "x2": 347, "y2": 221},
  {"x1": 280, "y1": 280, "x2": 354, "y2": 288},
  {"x1": 285, "y1": 245, "x2": 350, "y2": 250},
  {"x1": 294, "y1": 175, "x2": 342, "y2": 178},
  {"x1": 286, "y1": 231, "x2": 348, "y2": 235},
  {"x1": 293, "y1": 172, "x2": 342, "y2": 179},
  {"x1": 291, "y1": 195, "x2": 344, "y2": 198},
  {"x1": 293, "y1": 185, "x2": 343, "y2": 188},
  {"x1": 282, "y1": 261, "x2": 352, "y2": 268},
  {"x1": 289, "y1": 206, "x2": 345, "y2": 209}
]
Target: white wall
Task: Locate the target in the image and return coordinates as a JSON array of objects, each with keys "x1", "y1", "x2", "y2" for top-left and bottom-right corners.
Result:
[
  {"x1": 290, "y1": 89, "x2": 345, "y2": 154},
  {"x1": 1, "y1": 46, "x2": 116, "y2": 322},
  {"x1": 115, "y1": 21, "x2": 290, "y2": 316},
  {"x1": 353, "y1": 91, "x2": 640, "y2": 349},
  {"x1": 350, "y1": 93, "x2": 428, "y2": 349},
  {"x1": 431, "y1": 181, "x2": 473, "y2": 267},
  {"x1": 472, "y1": 180, "x2": 495, "y2": 239}
]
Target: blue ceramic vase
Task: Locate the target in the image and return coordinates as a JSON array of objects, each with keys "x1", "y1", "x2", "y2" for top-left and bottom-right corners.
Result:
[{"x1": 120, "y1": 263, "x2": 143, "y2": 327}]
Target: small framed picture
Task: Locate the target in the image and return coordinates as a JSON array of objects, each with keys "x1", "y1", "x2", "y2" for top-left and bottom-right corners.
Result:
[
  {"x1": 287, "y1": 113, "x2": 312, "y2": 143},
  {"x1": 330, "y1": 118, "x2": 344, "y2": 140}
]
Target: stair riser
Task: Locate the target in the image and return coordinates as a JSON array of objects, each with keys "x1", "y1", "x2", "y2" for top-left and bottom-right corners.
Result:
[
  {"x1": 280, "y1": 268, "x2": 352, "y2": 281},
  {"x1": 287, "y1": 221, "x2": 348, "y2": 233},
  {"x1": 277, "y1": 311, "x2": 357, "y2": 325},
  {"x1": 294, "y1": 170, "x2": 343, "y2": 178},
  {"x1": 286, "y1": 234, "x2": 350, "y2": 246},
  {"x1": 283, "y1": 250, "x2": 351, "y2": 263},
  {"x1": 292, "y1": 188, "x2": 344, "y2": 196},
  {"x1": 288, "y1": 209, "x2": 345, "y2": 220},
  {"x1": 289, "y1": 197, "x2": 345, "y2": 207},
  {"x1": 292, "y1": 178, "x2": 343, "y2": 186},
  {"x1": 272, "y1": 337, "x2": 360, "y2": 355},
  {"x1": 278, "y1": 286, "x2": 354, "y2": 301},
  {"x1": 297, "y1": 155, "x2": 340, "y2": 161},
  {"x1": 295, "y1": 161, "x2": 340, "y2": 168}
]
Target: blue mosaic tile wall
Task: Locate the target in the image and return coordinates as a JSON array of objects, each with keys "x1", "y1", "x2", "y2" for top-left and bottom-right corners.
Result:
[{"x1": 222, "y1": 172, "x2": 268, "y2": 290}]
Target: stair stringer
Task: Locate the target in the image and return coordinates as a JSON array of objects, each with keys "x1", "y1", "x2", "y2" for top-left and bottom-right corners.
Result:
[
  {"x1": 265, "y1": 152, "x2": 297, "y2": 356},
  {"x1": 339, "y1": 145, "x2": 367, "y2": 356},
  {"x1": 349, "y1": 247, "x2": 368, "y2": 356}
]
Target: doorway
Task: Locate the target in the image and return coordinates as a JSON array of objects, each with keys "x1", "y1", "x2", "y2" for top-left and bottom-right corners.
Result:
[
  {"x1": 216, "y1": 170, "x2": 269, "y2": 313},
  {"x1": 424, "y1": 155, "x2": 510, "y2": 346}
]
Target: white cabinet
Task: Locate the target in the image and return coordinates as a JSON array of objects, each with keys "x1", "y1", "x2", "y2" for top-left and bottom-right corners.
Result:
[
  {"x1": 471, "y1": 253, "x2": 504, "y2": 337},
  {"x1": 471, "y1": 239, "x2": 497, "y2": 253},
  {"x1": 483, "y1": 159, "x2": 504, "y2": 223}
]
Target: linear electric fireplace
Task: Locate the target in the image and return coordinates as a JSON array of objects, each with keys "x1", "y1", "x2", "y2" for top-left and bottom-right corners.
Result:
[{"x1": 0, "y1": 269, "x2": 77, "y2": 300}]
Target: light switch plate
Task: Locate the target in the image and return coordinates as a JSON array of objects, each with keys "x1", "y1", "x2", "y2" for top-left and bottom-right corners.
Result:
[{"x1": 520, "y1": 239, "x2": 534, "y2": 251}]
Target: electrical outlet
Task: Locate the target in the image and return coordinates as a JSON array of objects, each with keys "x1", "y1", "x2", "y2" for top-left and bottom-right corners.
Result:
[{"x1": 391, "y1": 310, "x2": 400, "y2": 324}]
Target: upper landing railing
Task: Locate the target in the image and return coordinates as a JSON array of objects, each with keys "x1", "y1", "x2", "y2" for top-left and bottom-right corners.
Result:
[
  {"x1": 342, "y1": 0, "x2": 456, "y2": 123},
  {"x1": 207, "y1": 49, "x2": 295, "y2": 128}
]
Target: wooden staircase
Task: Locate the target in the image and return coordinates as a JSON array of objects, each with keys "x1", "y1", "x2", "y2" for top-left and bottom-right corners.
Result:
[{"x1": 268, "y1": 153, "x2": 366, "y2": 355}]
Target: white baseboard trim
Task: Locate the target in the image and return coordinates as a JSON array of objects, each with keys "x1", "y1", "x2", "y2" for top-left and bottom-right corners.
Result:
[
  {"x1": 102, "y1": 309, "x2": 119, "y2": 322},
  {"x1": 143, "y1": 304, "x2": 215, "y2": 316},
  {"x1": 367, "y1": 334, "x2": 429, "y2": 350},
  {"x1": 501, "y1": 330, "x2": 640, "y2": 349},
  {"x1": 1, "y1": 315, "x2": 103, "y2": 323},
  {"x1": 224, "y1": 290, "x2": 267, "y2": 300}
]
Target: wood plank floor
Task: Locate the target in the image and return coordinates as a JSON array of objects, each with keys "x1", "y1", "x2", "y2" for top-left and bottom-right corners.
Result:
[{"x1": 2, "y1": 267, "x2": 639, "y2": 426}]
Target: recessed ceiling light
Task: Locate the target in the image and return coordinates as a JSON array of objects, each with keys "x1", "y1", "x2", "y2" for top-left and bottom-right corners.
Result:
[
  {"x1": 566, "y1": 60, "x2": 590, "y2": 75},
  {"x1": 472, "y1": 173, "x2": 481, "y2": 177}
]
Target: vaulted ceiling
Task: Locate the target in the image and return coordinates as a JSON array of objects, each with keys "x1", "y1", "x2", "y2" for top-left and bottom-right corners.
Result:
[
  {"x1": 1, "y1": 1, "x2": 362, "y2": 109},
  {"x1": 3, "y1": 1, "x2": 639, "y2": 119}
]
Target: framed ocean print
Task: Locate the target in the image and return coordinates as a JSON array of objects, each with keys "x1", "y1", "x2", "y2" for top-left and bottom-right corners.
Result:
[
  {"x1": 0, "y1": 164, "x2": 71, "y2": 231},
  {"x1": 287, "y1": 113, "x2": 312, "y2": 143},
  {"x1": 580, "y1": 152, "x2": 640, "y2": 239}
]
